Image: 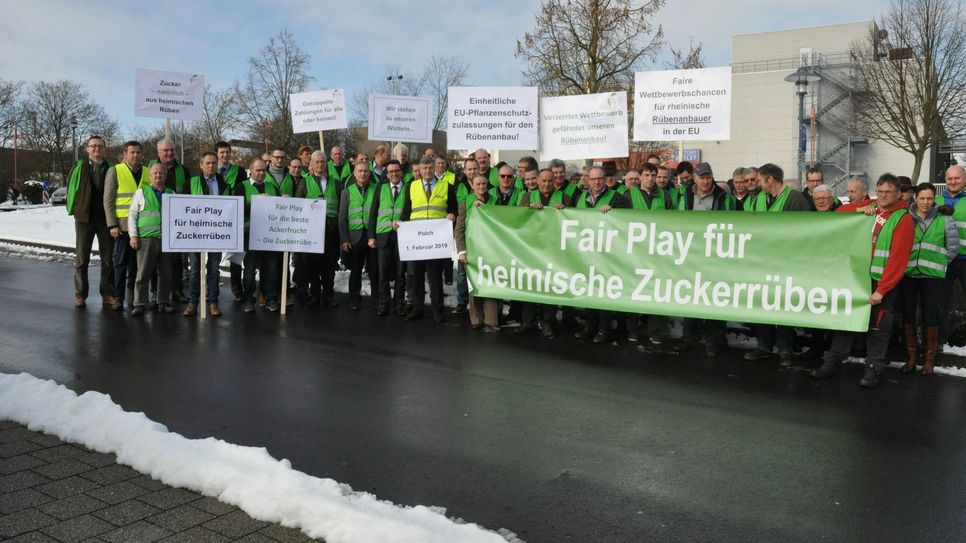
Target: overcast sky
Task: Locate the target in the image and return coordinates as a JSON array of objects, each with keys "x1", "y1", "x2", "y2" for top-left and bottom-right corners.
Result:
[{"x1": 0, "y1": 0, "x2": 891, "y2": 136}]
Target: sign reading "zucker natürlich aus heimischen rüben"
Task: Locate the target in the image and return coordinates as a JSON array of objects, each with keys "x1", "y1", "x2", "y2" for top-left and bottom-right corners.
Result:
[{"x1": 466, "y1": 207, "x2": 873, "y2": 332}]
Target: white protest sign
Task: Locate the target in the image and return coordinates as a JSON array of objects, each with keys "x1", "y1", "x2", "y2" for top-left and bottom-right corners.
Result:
[
  {"x1": 368, "y1": 94, "x2": 433, "y2": 143},
  {"x1": 633, "y1": 66, "x2": 732, "y2": 141},
  {"x1": 161, "y1": 194, "x2": 244, "y2": 253},
  {"x1": 539, "y1": 92, "x2": 628, "y2": 160},
  {"x1": 448, "y1": 87, "x2": 538, "y2": 150},
  {"x1": 249, "y1": 196, "x2": 327, "y2": 253},
  {"x1": 291, "y1": 89, "x2": 347, "y2": 133},
  {"x1": 135, "y1": 68, "x2": 205, "y2": 121},
  {"x1": 397, "y1": 219, "x2": 455, "y2": 261}
]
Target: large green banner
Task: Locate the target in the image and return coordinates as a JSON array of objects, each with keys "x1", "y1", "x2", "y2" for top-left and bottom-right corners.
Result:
[{"x1": 466, "y1": 207, "x2": 873, "y2": 332}]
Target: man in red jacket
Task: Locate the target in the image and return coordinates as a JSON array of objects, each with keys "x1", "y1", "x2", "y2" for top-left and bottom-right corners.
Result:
[{"x1": 811, "y1": 174, "x2": 914, "y2": 388}]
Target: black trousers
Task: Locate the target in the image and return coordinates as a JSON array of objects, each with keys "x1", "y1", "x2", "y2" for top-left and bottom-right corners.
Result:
[
  {"x1": 825, "y1": 285, "x2": 897, "y2": 370},
  {"x1": 348, "y1": 236, "x2": 377, "y2": 303},
  {"x1": 900, "y1": 276, "x2": 944, "y2": 327},
  {"x1": 377, "y1": 233, "x2": 406, "y2": 310},
  {"x1": 410, "y1": 258, "x2": 444, "y2": 315}
]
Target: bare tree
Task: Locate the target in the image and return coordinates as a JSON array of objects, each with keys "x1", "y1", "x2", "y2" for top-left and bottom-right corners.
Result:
[
  {"x1": 852, "y1": 0, "x2": 966, "y2": 181},
  {"x1": 423, "y1": 55, "x2": 470, "y2": 130},
  {"x1": 516, "y1": 0, "x2": 664, "y2": 96},
  {"x1": 0, "y1": 79, "x2": 23, "y2": 147},
  {"x1": 349, "y1": 63, "x2": 428, "y2": 127},
  {"x1": 192, "y1": 84, "x2": 239, "y2": 144},
  {"x1": 665, "y1": 38, "x2": 705, "y2": 70},
  {"x1": 234, "y1": 28, "x2": 313, "y2": 153},
  {"x1": 20, "y1": 80, "x2": 117, "y2": 179}
]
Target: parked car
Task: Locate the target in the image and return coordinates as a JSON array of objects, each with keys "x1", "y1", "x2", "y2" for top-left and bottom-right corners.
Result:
[{"x1": 50, "y1": 187, "x2": 68, "y2": 205}]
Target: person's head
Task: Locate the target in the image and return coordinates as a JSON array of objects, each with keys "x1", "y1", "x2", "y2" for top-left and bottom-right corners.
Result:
[
  {"x1": 462, "y1": 158, "x2": 479, "y2": 179},
  {"x1": 676, "y1": 161, "x2": 694, "y2": 187},
  {"x1": 423, "y1": 147, "x2": 437, "y2": 159},
  {"x1": 694, "y1": 162, "x2": 714, "y2": 196},
  {"x1": 537, "y1": 168, "x2": 553, "y2": 195},
  {"x1": 640, "y1": 163, "x2": 657, "y2": 190},
  {"x1": 200, "y1": 152, "x2": 217, "y2": 177},
  {"x1": 473, "y1": 148, "x2": 491, "y2": 171},
  {"x1": 517, "y1": 156, "x2": 538, "y2": 179},
  {"x1": 580, "y1": 165, "x2": 591, "y2": 189},
  {"x1": 149, "y1": 163, "x2": 166, "y2": 189},
  {"x1": 330, "y1": 145, "x2": 344, "y2": 164},
  {"x1": 471, "y1": 174, "x2": 488, "y2": 196},
  {"x1": 354, "y1": 152, "x2": 369, "y2": 165},
  {"x1": 523, "y1": 168, "x2": 539, "y2": 191},
  {"x1": 85, "y1": 136, "x2": 105, "y2": 162},
  {"x1": 288, "y1": 159, "x2": 302, "y2": 178},
  {"x1": 393, "y1": 143, "x2": 409, "y2": 163},
  {"x1": 745, "y1": 167, "x2": 760, "y2": 191},
  {"x1": 847, "y1": 177, "x2": 869, "y2": 202},
  {"x1": 215, "y1": 141, "x2": 232, "y2": 164},
  {"x1": 549, "y1": 159, "x2": 567, "y2": 188},
  {"x1": 297, "y1": 145, "x2": 312, "y2": 165},
  {"x1": 913, "y1": 182, "x2": 937, "y2": 215},
  {"x1": 250, "y1": 159, "x2": 267, "y2": 182},
  {"x1": 498, "y1": 165, "x2": 515, "y2": 191},
  {"x1": 898, "y1": 176, "x2": 914, "y2": 204},
  {"x1": 812, "y1": 184, "x2": 835, "y2": 211},
  {"x1": 309, "y1": 150, "x2": 326, "y2": 176},
  {"x1": 732, "y1": 167, "x2": 748, "y2": 196},
  {"x1": 386, "y1": 159, "x2": 403, "y2": 185},
  {"x1": 588, "y1": 165, "x2": 606, "y2": 195},
  {"x1": 805, "y1": 166, "x2": 824, "y2": 192},
  {"x1": 354, "y1": 160, "x2": 371, "y2": 185},
  {"x1": 655, "y1": 166, "x2": 670, "y2": 188},
  {"x1": 157, "y1": 138, "x2": 176, "y2": 165},
  {"x1": 875, "y1": 173, "x2": 900, "y2": 210},
  {"x1": 946, "y1": 165, "x2": 965, "y2": 195},
  {"x1": 261, "y1": 152, "x2": 271, "y2": 163},
  {"x1": 435, "y1": 156, "x2": 447, "y2": 176},
  {"x1": 418, "y1": 156, "x2": 434, "y2": 181},
  {"x1": 646, "y1": 154, "x2": 661, "y2": 166},
  {"x1": 757, "y1": 163, "x2": 785, "y2": 197},
  {"x1": 122, "y1": 141, "x2": 142, "y2": 166},
  {"x1": 374, "y1": 144, "x2": 390, "y2": 166},
  {"x1": 623, "y1": 170, "x2": 641, "y2": 189},
  {"x1": 270, "y1": 147, "x2": 286, "y2": 169}
]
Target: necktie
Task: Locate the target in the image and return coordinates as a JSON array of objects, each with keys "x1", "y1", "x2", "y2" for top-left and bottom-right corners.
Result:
[
  {"x1": 392, "y1": 185, "x2": 399, "y2": 200},
  {"x1": 424, "y1": 182, "x2": 431, "y2": 200}
]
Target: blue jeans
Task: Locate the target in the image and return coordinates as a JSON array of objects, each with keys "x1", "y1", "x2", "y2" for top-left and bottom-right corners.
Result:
[
  {"x1": 189, "y1": 252, "x2": 222, "y2": 306},
  {"x1": 112, "y1": 230, "x2": 137, "y2": 304}
]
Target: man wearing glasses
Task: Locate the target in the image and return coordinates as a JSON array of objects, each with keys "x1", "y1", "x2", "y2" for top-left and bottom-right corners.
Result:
[
  {"x1": 67, "y1": 135, "x2": 115, "y2": 309},
  {"x1": 266, "y1": 148, "x2": 287, "y2": 194}
]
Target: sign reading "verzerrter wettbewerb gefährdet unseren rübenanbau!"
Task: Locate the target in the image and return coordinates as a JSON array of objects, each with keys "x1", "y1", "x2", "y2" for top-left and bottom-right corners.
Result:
[
  {"x1": 539, "y1": 92, "x2": 629, "y2": 161},
  {"x1": 134, "y1": 68, "x2": 205, "y2": 121},
  {"x1": 447, "y1": 87, "x2": 538, "y2": 150},
  {"x1": 161, "y1": 194, "x2": 244, "y2": 253},
  {"x1": 634, "y1": 66, "x2": 732, "y2": 141},
  {"x1": 249, "y1": 196, "x2": 327, "y2": 253},
  {"x1": 466, "y1": 207, "x2": 873, "y2": 332}
]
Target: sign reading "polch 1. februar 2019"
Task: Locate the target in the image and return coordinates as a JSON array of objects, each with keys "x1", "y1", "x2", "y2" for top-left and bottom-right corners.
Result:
[{"x1": 634, "y1": 66, "x2": 732, "y2": 141}]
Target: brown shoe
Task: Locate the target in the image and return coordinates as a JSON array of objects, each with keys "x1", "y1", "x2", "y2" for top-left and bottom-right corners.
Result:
[
  {"x1": 74, "y1": 297, "x2": 86, "y2": 308},
  {"x1": 102, "y1": 295, "x2": 117, "y2": 308},
  {"x1": 209, "y1": 304, "x2": 222, "y2": 317},
  {"x1": 922, "y1": 326, "x2": 939, "y2": 375},
  {"x1": 901, "y1": 324, "x2": 918, "y2": 374},
  {"x1": 182, "y1": 304, "x2": 197, "y2": 317}
]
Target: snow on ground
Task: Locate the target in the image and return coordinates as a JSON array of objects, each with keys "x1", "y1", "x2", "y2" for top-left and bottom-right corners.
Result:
[
  {"x1": 0, "y1": 206, "x2": 77, "y2": 249},
  {"x1": 0, "y1": 372, "x2": 521, "y2": 543}
]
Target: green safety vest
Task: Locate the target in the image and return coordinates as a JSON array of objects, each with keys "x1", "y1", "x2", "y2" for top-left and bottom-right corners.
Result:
[
  {"x1": 273, "y1": 173, "x2": 296, "y2": 197},
  {"x1": 526, "y1": 189, "x2": 564, "y2": 207},
  {"x1": 302, "y1": 173, "x2": 339, "y2": 219},
  {"x1": 66, "y1": 158, "x2": 114, "y2": 215},
  {"x1": 485, "y1": 167, "x2": 500, "y2": 187},
  {"x1": 677, "y1": 190, "x2": 736, "y2": 211},
  {"x1": 629, "y1": 187, "x2": 667, "y2": 211},
  {"x1": 375, "y1": 182, "x2": 408, "y2": 234},
  {"x1": 135, "y1": 186, "x2": 172, "y2": 238},
  {"x1": 148, "y1": 159, "x2": 187, "y2": 193},
  {"x1": 346, "y1": 183, "x2": 375, "y2": 231},
  {"x1": 327, "y1": 161, "x2": 352, "y2": 186},
  {"x1": 221, "y1": 164, "x2": 242, "y2": 190},
  {"x1": 488, "y1": 187, "x2": 523, "y2": 207},
  {"x1": 753, "y1": 186, "x2": 792, "y2": 212},
  {"x1": 189, "y1": 176, "x2": 228, "y2": 196},
  {"x1": 936, "y1": 194, "x2": 966, "y2": 256},
  {"x1": 870, "y1": 209, "x2": 908, "y2": 280},
  {"x1": 744, "y1": 190, "x2": 762, "y2": 212},
  {"x1": 615, "y1": 184, "x2": 628, "y2": 195},
  {"x1": 577, "y1": 189, "x2": 616, "y2": 209},
  {"x1": 242, "y1": 180, "x2": 278, "y2": 229},
  {"x1": 906, "y1": 215, "x2": 950, "y2": 278}
]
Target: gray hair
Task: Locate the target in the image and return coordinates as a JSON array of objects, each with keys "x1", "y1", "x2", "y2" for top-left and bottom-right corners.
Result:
[
  {"x1": 812, "y1": 184, "x2": 833, "y2": 196},
  {"x1": 157, "y1": 138, "x2": 175, "y2": 149},
  {"x1": 419, "y1": 156, "x2": 435, "y2": 166},
  {"x1": 848, "y1": 177, "x2": 869, "y2": 191},
  {"x1": 732, "y1": 166, "x2": 747, "y2": 178},
  {"x1": 588, "y1": 165, "x2": 605, "y2": 176},
  {"x1": 549, "y1": 158, "x2": 566, "y2": 169},
  {"x1": 310, "y1": 150, "x2": 327, "y2": 162},
  {"x1": 392, "y1": 143, "x2": 409, "y2": 160},
  {"x1": 745, "y1": 166, "x2": 758, "y2": 176}
]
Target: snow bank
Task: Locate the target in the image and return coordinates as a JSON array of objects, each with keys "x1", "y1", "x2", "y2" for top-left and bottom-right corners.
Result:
[
  {"x1": 0, "y1": 372, "x2": 519, "y2": 543},
  {"x1": 0, "y1": 206, "x2": 77, "y2": 249}
]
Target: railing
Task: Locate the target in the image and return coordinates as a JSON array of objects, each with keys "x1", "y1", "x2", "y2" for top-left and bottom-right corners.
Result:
[{"x1": 732, "y1": 51, "x2": 853, "y2": 75}]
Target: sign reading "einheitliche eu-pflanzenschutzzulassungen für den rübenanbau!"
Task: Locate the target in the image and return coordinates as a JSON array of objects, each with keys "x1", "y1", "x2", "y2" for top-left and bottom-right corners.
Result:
[{"x1": 447, "y1": 87, "x2": 538, "y2": 150}]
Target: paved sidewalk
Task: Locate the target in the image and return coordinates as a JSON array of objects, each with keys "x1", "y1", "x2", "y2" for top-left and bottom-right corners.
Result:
[{"x1": 0, "y1": 421, "x2": 323, "y2": 543}]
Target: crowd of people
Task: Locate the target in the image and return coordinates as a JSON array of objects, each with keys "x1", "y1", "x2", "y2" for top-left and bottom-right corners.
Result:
[{"x1": 64, "y1": 136, "x2": 966, "y2": 388}]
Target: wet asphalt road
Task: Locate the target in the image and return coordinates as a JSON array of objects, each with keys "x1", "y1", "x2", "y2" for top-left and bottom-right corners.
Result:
[{"x1": 1, "y1": 256, "x2": 965, "y2": 543}]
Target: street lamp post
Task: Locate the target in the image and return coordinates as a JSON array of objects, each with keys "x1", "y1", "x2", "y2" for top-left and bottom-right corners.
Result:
[
  {"x1": 386, "y1": 74, "x2": 403, "y2": 158},
  {"x1": 784, "y1": 66, "x2": 821, "y2": 183},
  {"x1": 70, "y1": 116, "x2": 78, "y2": 163}
]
